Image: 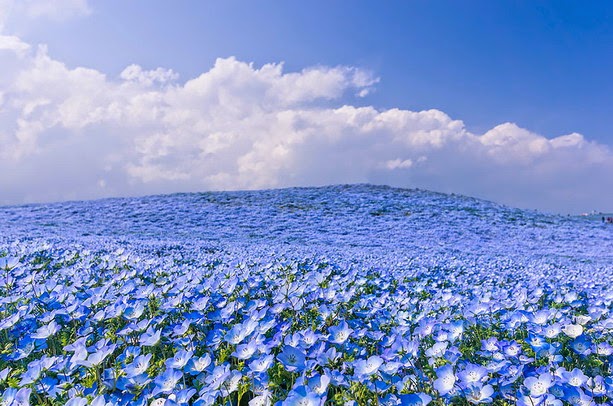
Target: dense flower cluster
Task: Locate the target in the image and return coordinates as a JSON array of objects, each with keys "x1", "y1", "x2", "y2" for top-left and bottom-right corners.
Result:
[{"x1": 0, "y1": 185, "x2": 611, "y2": 405}]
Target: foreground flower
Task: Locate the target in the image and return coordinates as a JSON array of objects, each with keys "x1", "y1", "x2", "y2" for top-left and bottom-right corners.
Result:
[
  {"x1": 353, "y1": 355, "x2": 384, "y2": 377},
  {"x1": 152, "y1": 369, "x2": 183, "y2": 396},
  {"x1": 277, "y1": 346, "x2": 306, "y2": 372},
  {"x1": 524, "y1": 373, "x2": 554, "y2": 397},
  {"x1": 399, "y1": 393, "x2": 432, "y2": 405},
  {"x1": 433, "y1": 365, "x2": 456, "y2": 396}
]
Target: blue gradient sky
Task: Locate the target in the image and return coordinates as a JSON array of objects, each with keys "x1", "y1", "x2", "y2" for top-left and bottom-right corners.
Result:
[
  {"x1": 1, "y1": 1, "x2": 611, "y2": 212},
  {"x1": 9, "y1": 0, "x2": 612, "y2": 145}
]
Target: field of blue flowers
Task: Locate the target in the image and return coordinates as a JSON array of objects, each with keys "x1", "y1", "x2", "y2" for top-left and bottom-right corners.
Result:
[{"x1": 0, "y1": 185, "x2": 611, "y2": 406}]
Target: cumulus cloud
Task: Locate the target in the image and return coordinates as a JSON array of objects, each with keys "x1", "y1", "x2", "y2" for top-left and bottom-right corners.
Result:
[{"x1": 0, "y1": 37, "x2": 611, "y2": 213}]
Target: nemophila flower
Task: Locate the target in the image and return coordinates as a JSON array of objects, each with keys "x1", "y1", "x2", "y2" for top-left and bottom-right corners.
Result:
[
  {"x1": 307, "y1": 374, "x2": 330, "y2": 396},
  {"x1": 185, "y1": 354, "x2": 211, "y2": 375},
  {"x1": 19, "y1": 363, "x2": 42, "y2": 386},
  {"x1": 191, "y1": 296, "x2": 210, "y2": 311},
  {"x1": 31, "y1": 320, "x2": 60, "y2": 339},
  {"x1": 586, "y1": 376, "x2": 607, "y2": 397},
  {"x1": 516, "y1": 393, "x2": 545, "y2": 406},
  {"x1": 300, "y1": 330, "x2": 320, "y2": 347},
  {"x1": 249, "y1": 354, "x2": 275, "y2": 374},
  {"x1": 380, "y1": 361, "x2": 402, "y2": 375},
  {"x1": 571, "y1": 336, "x2": 592, "y2": 356},
  {"x1": 278, "y1": 346, "x2": 306, "y2": 372},
  {"x1": 543, "y1": 323, "x2": 562, "y2": 338},
  {"x1": 124, "y1": 354, "x2": 153, "y2": 378},
  {"x1": 172, "y1": 320, "x2": 191, "y2": 336},
  {"x1": 0, "y1": 368, "x2": 9, "y2": 383},
  {"x1": 530, "y1": 310, "x2": 551, "y2": 325},
  {"x1": 91, "y1": 395, "x2": 112, "y2": 406},
  {"x1": 398, "y1": 393, "x2": 432, "y2": 406},
  {"x1": 65, "y1": 398, "x2": 88, "y2": 406},
  {"x1": 434, "y1": 331, "x2": 449, "y2": 342},
  {"x1": 465, "y1": 384, "x2": 494, "y2": 404},
  {"x1": 64, "y1": 336, "x2": 90, "y2": 352},
  {"x1": 249, "y1": 394, "x2": 272, "y2": 406},
  {"x1": 524, "y1": 373, "x2": 554, "y2": 397},
  {"x1": 316, "y1": 347, "x2": 339, "y2": 366},
  {"x1": 564, "y1": 387, "x2": 593, "y2": 406},
  {"x1": 425, "y1": 341, "x2": 448, "y2": 359},
  {"x1": 204, "y1": 364, "x2": 230, "y2": 390},
  {"x1": 123, "y1": 302, "x2": 145, "y2": 320},
  {"x1": 152, "y1": 369, "x2": 183, "y2": 396},
  {"x1": 282, "y1": 386, "x2": 322, "y2": 406},
  {"x1": 284, "y1": 333, "x2": 301, "y2": 348},
  {"x1": 379, "y1": 394, "x2": 399, "y2": 406},
  {"x1": 433, "y1": 365, "x2": 456, "y2": 396},
  {"x1": 353, "y1": 355, "x2": 383, "y2": 377},
  {"x1": 165, "y1": 349, "x2": 193, "y2": 369},
  {"x1": 481, "y1": 337, "x2": 499, "y2": 353},
  {"x1": 80, "y1": 345, "x2": 116, "y2": 368},
  {"x1": 595, "y1": 342, "x2": 613, "y2": 356},
  {"x1": 224, "y1": 323, "x2": 249, "y2": 345},
  {"x1": 561, "y1": 368, "x2": 588, "y2": 387},
  {"x1": 220, "y1": 370, "x2": 242, "y2": 397},
  {"x1": 140, "y1": 326, "x2": 162, "y2": 346},
  {"x1": 3, "y1": 387, "x2": 32, "y2": 406},
  {"x1": 0, "y1": 312, "x2": 20, "y2": 330},
  {"x1": 69, "y1": 345, "x2": 88, "y2": 368},
  {"x1": 447, "y1": 321, "x2": 464, "y2": 340},
  {"x1": 233, "y1": 340, "x2": 258, "y2": 360},
  {"x1": 458, "y1": 363, "x2": 488, "y2": 386},
  {"x1": 173, "y1": 388, "x2": 197, "y2": 404},
  {"x1": 150, "y1": 398, "x2": 178, "y2": 406},
  {"x1": 563, "y1": 324, "x2": 584, "y2": 338},
  {"x1": 526, "y1": 335, "x2": 548, "y2": 352},
  {"x1": 328, "y1": 321, "x2": 353, "y2": 344},
  {"x1": 0, "y1": 256, "x2": 20, "y2": 270},
  {"x1": 574, "y1": 315, "x2": 591, "y2": 325}
]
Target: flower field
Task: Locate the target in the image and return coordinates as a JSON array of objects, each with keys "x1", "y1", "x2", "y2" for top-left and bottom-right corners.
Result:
[{"x1": 0, "y1": 185, "x2": 611, "y2": 405}]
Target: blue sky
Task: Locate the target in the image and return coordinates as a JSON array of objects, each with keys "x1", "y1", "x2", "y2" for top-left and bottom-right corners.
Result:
[
  {"x1": 0, "y1": 1, "x2": 611, "y2": 212},
  {"x1": 12, "y1": 1, "x2": 612, "y2": 144}
]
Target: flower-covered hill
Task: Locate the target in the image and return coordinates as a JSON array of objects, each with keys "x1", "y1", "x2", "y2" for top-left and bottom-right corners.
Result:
[
  {"x1": 1, "y1": 184, "x2": 610, "y2": 267},
  {"x1": 0, "y1": 185, "x2": 611, "y2": 405}
]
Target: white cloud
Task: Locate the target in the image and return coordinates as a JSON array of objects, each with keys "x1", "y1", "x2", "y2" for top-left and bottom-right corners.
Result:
[
  {"x1": 0, "y1": 34, "x2": 30, "y2": 53},
  {"x1": 0, "y1": 39, "x2": 611, "y2": 213},
  {"x1": 0, "y1": 0, "x2": 91, "y2": 30}
]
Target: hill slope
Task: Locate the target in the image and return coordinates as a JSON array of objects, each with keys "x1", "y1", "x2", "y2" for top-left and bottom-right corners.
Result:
[{"x1": 1, "y1": 184, "x2": 610, "y2": 270}]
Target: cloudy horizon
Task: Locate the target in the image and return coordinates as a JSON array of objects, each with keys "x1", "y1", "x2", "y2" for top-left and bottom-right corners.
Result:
[{"x1": 1, "y1": 1, "x2": 611, "y2": 214}]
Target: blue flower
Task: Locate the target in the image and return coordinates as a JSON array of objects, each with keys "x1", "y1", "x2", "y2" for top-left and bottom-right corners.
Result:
[
  {"x1": 465, "y1": 384, "x2": 494, "y2": 404},
  {"x1": 184, "y1": 354, "x2": 211, "y2": 375},
  {"x1": 165, "y1": 349, "x2": 193, "y2": 369},
  {"x1": 561, "y1": 368, "x2": 588, "y2": 387},
  {"x1": 31, "y1": 320, "x2": 60, "y2": 339},
  {"x1": 282, "y1": 386, "x2": 322, "y2": 406},
  {"x1": 139, "y1": 326, "x2": 162, "y2": 346},
  {"x1": 2, "y1": 387, "x2": 31, "y2": 406},
  {"x1": 457, "y1": 363, "x2": 488, "y2": 387},
  {"x1": 399, "y1": 393, "x2": 432, "y2": 405},
  {"x1": 249, "y1": 354, "x2": 275, "y2": 374},
  {"x1": 232, "y1": 340, "x2": 257, "y2": 360},
  {"x1": 524, "y1": 373, "x2": 554, "y2": 397},
  {"x1": 277, "y1": 346, "x2": 306, "y2": 372},
  {"x1": 124, "y1": 354, "x2": 152, "y2": 378},
  {"x1": 353, "y1": 355, "x2": 384, "y2": 378},
  {"x1": 152, "y1": 369, "x2": 183, "y2": 396},
  {"x1": 307, "y1": 374, "x2": 330, "y2": 395},
  {"x1": 433, "y1": 365, "x2": 456, "y2": 396},
  {"x1": 328, "y1": 321, "x2": 353, "y2": 344}
]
